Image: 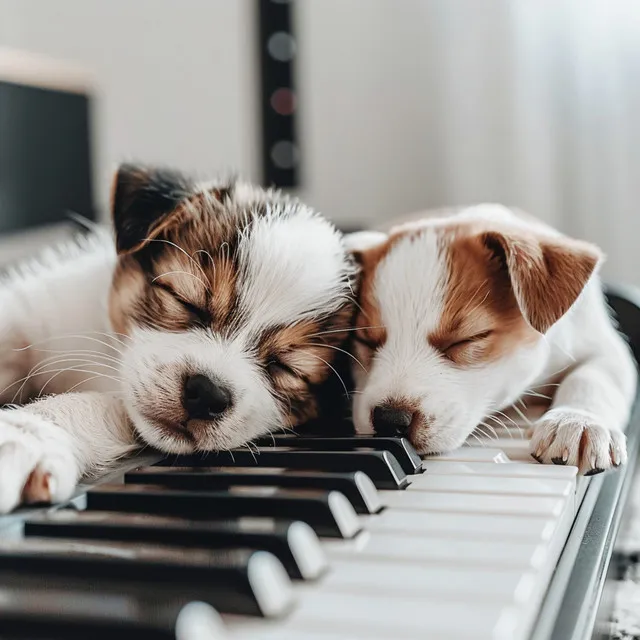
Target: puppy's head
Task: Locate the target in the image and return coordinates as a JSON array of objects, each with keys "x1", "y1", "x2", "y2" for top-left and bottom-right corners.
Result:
[
  {"x1": 346, "y1": 207, "x2": 602, "y2": 453},
  {"x1": 108, "y1": 163, "x2": 355, "y2": 453}
]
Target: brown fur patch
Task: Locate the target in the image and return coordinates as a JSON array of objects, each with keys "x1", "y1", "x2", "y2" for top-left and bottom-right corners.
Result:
[
  {"x1": 109, "y1": 190, "x2": 242, "y2": 336},
  {"x1": 259, "y1": 303, "x2": 354, "y2": 426},
  {"x1": 429, "y1": 231, "x2": 539, "y2": 366},
  {"x1": 480, "y1": 229, "x2": 601, "y2": 334},
  {"x1": 352, "y1": 239, "x2": 393, "y2": 354}
]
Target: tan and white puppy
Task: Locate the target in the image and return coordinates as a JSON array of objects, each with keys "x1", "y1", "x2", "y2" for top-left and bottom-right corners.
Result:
[
  {"x1": 0, "y1": 164, "x2": 355, "y2": 512},
  {"x1": 346, "y1": 205, "x2": 637, "y2": 474}
]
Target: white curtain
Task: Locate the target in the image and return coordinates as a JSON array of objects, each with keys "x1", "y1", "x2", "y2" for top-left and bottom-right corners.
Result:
[{"x1": 415, "y1": 0, "x2": 640, "y2": 285}]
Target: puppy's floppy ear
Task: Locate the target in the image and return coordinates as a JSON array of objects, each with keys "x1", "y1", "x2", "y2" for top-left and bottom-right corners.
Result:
[
  {"x1": 111, "y1": 163, "x2": 195, "y2": 254},
  {"x1": 481, "y1": 229, "x2": 603, "y2": 334},
  {"x1": 343, "y1": 231, "x2": 388, "y2": 265}
]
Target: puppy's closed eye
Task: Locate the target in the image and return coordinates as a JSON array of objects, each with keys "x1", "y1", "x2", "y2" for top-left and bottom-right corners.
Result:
[
  {"x1": 441, "y1": 330, "x2": 494, "y2": 363},
  {"x1": 151, "y1": 282, "x2": 212, "y2": 326},
  {"x1": 266, "y1": 357, "x2": 300, "y2": 379},
  {"x1": 445, "y1": 330, "x2": 494, "y2": 351}
]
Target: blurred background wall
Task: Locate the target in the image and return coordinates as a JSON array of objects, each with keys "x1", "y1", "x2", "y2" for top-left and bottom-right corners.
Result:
[{"x1": 0, "y1": 0, "x2": 639, "y2": 283}]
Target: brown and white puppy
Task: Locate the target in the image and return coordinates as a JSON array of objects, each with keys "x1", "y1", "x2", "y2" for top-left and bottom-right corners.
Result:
[
  {"x1": 0, "y1": 164, "x2": 355, "y2": 512},
  {"x1": 346, "y1": 205, "x2": 637, "y2": 474}
]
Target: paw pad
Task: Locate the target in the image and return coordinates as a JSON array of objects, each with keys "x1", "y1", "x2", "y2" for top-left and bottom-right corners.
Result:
[{"x1": 21, "y1": 468, "x2": 53, "y2": 503}]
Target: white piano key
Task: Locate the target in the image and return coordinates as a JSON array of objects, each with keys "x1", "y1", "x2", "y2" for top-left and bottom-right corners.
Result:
[
  {"x1": 230, "y1": 628, "x2": 376, "y2": 640},
  {"x1": 423, "y1": 448, "x2": 511, "y2": 463},
  {"x1": 365, "y1": 509, "x2": 560, "y2": 541},
  {"x1": 176, "y1": 601, "x2": 230, "y2": 640},
  {"x1": 382, "y1": 489, "x2": 567, "y2": 517},
  {"x1": 314, "y1": 559, "x2": 539, "y2": 604},
  {"x1": 422, "y1": 459, "x2": 578, "y2": 480},
  {"x1": 407, "y1": 472, "x2": 575, "y2": 498},
  {"x1": 464, "y1": 438, "x2": 532, "y2": 461},
  {"x1": 229, "y1": 592, "x2": 523, "y2": 640},
  {"x1": 323, "y1": 532, "x2": 549, "y2": 569}
]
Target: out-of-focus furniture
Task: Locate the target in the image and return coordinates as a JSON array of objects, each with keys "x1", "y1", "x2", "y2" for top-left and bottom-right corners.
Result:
[{"x1": 0, "y1": 48, "x2": 95, "y2": 266}]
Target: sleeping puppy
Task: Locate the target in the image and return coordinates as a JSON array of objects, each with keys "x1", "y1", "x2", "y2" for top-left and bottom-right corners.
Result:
[
  {"x1": 346, "y1": 204, "x2": 637, "y2": 474},
  {"x1": 0, "y1": 164, "x2": 355, "y2": 512}
]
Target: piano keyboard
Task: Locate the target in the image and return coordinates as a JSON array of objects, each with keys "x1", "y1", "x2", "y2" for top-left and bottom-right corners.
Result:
[
  {"x1": 0, "y1": 277, "x2": 633, "y2": 640},
  {"x1": 0, "y1": 427, "x2": 589, "y2": 640}
]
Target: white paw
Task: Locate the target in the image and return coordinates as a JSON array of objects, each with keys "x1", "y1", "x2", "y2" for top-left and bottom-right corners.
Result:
[
  {"x1": 530, "y1": 408, "x2": 627, "y2": 475},
  {"x1": 0, "y1": 409, "x2": 79, "y2": 513}
]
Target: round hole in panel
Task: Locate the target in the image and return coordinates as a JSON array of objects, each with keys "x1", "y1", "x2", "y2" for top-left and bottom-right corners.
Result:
[
  {"x1": 270, "y1": 141, "x2": 299, "y2": 170},
  {"x1": 267, "y1": 32, "x2": 296, "y2": 62},
  {"x1": 270, "y1": 88, "x2": 296, "y2": 116}
]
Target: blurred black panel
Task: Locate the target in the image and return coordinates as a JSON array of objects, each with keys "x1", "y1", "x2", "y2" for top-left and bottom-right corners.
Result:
[
  {"x1": 0, "y1": 80, "x2": 95, "y2": 234},
  {"x1": 257, "y1": 0, "x2": 300, "y2": 188}
]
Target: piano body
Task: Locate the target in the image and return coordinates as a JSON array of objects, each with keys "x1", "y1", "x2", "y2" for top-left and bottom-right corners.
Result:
[{"x1": 0, "y1": 284, "x2": 634, "y2": 640}]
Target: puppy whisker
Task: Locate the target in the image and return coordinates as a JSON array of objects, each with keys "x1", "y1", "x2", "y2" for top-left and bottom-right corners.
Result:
[
  {"x1": 244, "y1": 444, "x2": 258, "y2": 463},
  {"x1": 144, "y1": 238, "x2": 211, "y2": 285},
  {"x1": 467, "y1": 431, "x2": 485, "y2": 447},
  {"x1": 511, "y1": 403, "x2": 532, "y2": 427},
  {"x1": 64, "y1": 373, "x2": 124, "y2": 394},
  {"x1": 14, "y1": 333, "x2": 126, "y2": 357},
  {"x1": 31, "y1": 367, "x2": 122, "y2": 400},
  {"x1": 476, "y1": 423, "x2": 498, "y2": 441},
  {"x1": 308, "y1": 325, "x2": 386, "y2": 339},
  {"x1": 305, "y1": 342, "x2": 367, "y2": 373},
  {"x1": 152, "y1": 270, "x2": 209, "y2": 291},
  {"x1": 490, "y1": 409, "x2": 521, "y2": 434},
  {"x1": 7, "y1": 356, "x2": 126, "y2": 403}
]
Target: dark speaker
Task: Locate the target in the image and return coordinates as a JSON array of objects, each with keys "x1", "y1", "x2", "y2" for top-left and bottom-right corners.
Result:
[
  {"x1": 257, "y1": 0, "x2": 300, "y2": 188},
  {"x1": 0, "y1": 52, "x2": 95, "y2": 235}
]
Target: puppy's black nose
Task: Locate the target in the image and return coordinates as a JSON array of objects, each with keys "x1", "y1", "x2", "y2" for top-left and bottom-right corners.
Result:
[
  {"x1": 183, "y1": 374, "x2": 232, "y2": 420},
  {"x1": 372, "y1": 405, "x2": 413, "y2": 437}
]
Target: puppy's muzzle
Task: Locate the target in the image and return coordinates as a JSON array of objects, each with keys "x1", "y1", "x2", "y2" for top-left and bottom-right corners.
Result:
[
  {"x1": 183, "y1": 374, "x2": 232, "y2": 420},
  {"x1": 372, "y1": 404, "x2": 415, "y2": 437}
]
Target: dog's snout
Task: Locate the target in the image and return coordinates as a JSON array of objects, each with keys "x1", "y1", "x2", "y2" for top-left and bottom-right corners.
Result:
[
  {"x1": 372, "y1": 404, "x2": 414, "y2": 437},
  {"x1": 183, "y1": 374, "x2": 232, "y2": 420}
]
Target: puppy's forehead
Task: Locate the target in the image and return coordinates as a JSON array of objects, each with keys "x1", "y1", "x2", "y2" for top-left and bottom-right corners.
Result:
[
  {"x1": 236, "y1": 209, "x2": 348, "y2": 329},
  {"x1": 374, "y1": 229, "x2": 448, "y2": 335}
]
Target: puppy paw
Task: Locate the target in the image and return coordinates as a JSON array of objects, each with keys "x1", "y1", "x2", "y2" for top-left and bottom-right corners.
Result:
[
  {"x1": 0, "y1": 409, "x2": 78, "y2": 513},
  {"x1": 529, "y1": 408, "x2": 627, "y2": 475}
]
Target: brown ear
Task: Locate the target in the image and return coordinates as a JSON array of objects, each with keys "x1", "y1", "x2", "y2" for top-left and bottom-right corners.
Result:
[
  {"x1": 481, "y1": 229, "x2": 603, "y2": 333},
  {"x1": 111, "y1": 163, "x2": 194, "y2": 254}
]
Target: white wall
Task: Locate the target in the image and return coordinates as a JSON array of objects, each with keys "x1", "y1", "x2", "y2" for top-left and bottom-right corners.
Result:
[
  {"x1": 2, "y1": 0, "x2": 640, "y2": 285},
  {"x1": 0, "y1": 0, "x2": 464, "y2": 226}
]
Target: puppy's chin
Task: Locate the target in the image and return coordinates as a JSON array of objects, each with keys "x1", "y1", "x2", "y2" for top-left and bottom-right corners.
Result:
[
  {"x1": 126, "y1": 400, "x2": 283, "y2": 455},
  {"x1": 126, "y1": 404, "x2": 194, "y2": 454}
]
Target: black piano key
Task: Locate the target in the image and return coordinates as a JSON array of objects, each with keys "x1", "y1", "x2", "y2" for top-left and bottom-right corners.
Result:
[
  {"x1": 0, "y1": 538, "x2": 292, "y2": 618},
  {"x1": 155, "y1": 449, "x2": 408, "y2": 490},
  {"x1": 254, "y1": 436, "x2": 423, "y2": 475},
  {"x1": 87, "y1": 484, "x2": 362, "y2": 539},
  {"x1": 25, "y1": 510, "x2": 327, "y2": 580},
  {"x1": 0, "y1": 587, "x2": 226, "y2": 639},
  {"x1": 125, "y1": 466, "x2": 382, "y2": 515}
]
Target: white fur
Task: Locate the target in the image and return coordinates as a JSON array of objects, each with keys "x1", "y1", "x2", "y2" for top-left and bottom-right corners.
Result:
[
  {"x1": 237, "y1": 206, "x2": 351, "y2": 328},
  {"x1": 350, "y1": 205, "x2": 637, "y2": 473}
]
